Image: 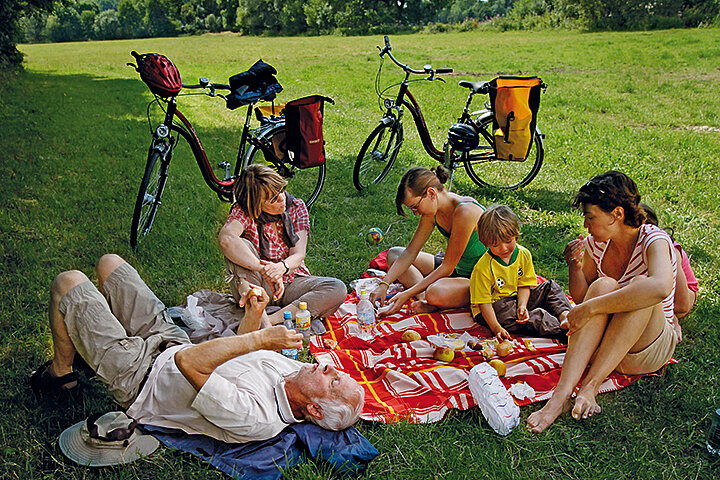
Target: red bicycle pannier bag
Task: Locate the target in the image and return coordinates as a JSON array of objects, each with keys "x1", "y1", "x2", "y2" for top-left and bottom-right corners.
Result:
[{"x1": 284, "y1": 95, "x2": 333, "y2": 169}]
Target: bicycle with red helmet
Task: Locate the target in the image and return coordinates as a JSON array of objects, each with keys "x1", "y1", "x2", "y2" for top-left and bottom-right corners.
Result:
[
  {"x1": 354, "y1": 36, "x2": 546, "y2": 192},
  {"x1": 127, "y1": 52, "x2": 330, "y2": 249}
]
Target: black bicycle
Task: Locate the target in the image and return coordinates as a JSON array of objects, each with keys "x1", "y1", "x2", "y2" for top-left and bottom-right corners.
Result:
[
  {"x1": 354, "y1": 36, "x2": 546, "y2": 191},
  {"x1": 129, "y1": 53, "x2": 328, "y2": 249}
]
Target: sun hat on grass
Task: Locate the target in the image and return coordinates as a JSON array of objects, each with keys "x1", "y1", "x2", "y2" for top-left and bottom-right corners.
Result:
[{"x1": 59, "y1": 411, "x2": 159, "y2": 467}]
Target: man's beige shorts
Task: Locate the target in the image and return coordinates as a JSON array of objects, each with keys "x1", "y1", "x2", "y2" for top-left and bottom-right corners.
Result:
[{"x1": 59, "y1": 262, "x2": 189, "y2": 407}]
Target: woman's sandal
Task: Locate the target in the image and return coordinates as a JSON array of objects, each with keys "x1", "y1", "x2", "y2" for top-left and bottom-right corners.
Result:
[{"x1": 29, "y1": 360, "x2": 79, "y2": 396}]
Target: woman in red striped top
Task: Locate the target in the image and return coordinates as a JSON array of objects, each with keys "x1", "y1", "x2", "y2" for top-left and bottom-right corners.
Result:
[{"x1": 528, "y1": 171, "x2": 677, "y2": 433}]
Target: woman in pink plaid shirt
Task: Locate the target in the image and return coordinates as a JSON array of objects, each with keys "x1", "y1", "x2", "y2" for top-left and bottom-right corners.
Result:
[{"x1": 219, "y1": 165, "x2": 346, "y2": 327}]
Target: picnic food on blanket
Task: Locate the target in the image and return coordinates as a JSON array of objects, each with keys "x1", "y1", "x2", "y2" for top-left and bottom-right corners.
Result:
[
  {"x1": 496, "y1": 340, "x2": 514, "y2": 357},
  {"x1": 489, "y1": 359, "x2": 506, "y2": 376},
  {"x1": 468, "y1": 339, "x2": 483, "y2": 350},
  {"x1": 323, "y1": 338, "x2": 338, "y2": 349},
  {"x1": 401, "y1": 329, "x2": 422, "y2": 342},
  {"x1": 429, "y1": 333, "x2": 466, "y2": 351},
  {"x1": 481, "y1": 345, "x2": 495, "y2": 360},
  {"x1": 433, "y1": 345, "x2": 455, "y2": 362},
  {"x1": 523, "y1": 338, "x2": 536, "y2": 351}
]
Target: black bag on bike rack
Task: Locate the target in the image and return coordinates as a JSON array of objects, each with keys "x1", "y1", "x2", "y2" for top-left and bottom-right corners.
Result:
[
  {"x1": 226, "y1": 60, "x2": 283, "y2": 110},
  {"x1": 284, "y1": 95, "x2": 333, "y2": 169},
  {"x1": 488, "y1": 76, "x2": 542, "y2": 161}
]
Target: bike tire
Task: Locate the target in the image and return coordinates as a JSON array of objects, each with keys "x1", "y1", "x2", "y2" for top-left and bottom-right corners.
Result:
[
  {"x1": 245, "y1": 123, "x2": 326, "y2": 208},
  {"x1": 130, "y1": 144, "x2": 169, "y2": 249},
  {"x1": 463, "y1": 115, "x2": 544, "y2": 190},
  {"x1": 353, "y1": 120, "x2": 403, "y2": 191}
]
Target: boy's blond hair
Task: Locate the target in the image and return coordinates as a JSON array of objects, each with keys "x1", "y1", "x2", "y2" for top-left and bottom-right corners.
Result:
[{"x1": 477, "y1": 204, "x2": 520, "y2": 246}]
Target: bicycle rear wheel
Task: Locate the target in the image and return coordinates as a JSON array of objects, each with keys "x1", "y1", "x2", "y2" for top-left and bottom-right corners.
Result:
[
  {"x1": 245, "y1": 124, "x2": 325, "y2": 208},
  {"x1": 130, "y1": 142, "x2": 170, "y2": 248},
  {"x1": 463, "y1": 116, "x2": 544, "y2": 190},
  {"x1": 353, "y1": 120, "x2": 403, "y2": 191}
]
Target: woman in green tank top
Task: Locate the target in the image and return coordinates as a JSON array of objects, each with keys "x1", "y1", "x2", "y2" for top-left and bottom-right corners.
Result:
[{"x1": 370, "y1": 167, "x2": 488, "y2": 316}]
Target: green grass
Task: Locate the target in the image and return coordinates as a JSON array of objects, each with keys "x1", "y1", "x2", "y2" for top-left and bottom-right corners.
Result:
[{"x1": 2, "y1": 29, "x2": 719, "y2": 479}]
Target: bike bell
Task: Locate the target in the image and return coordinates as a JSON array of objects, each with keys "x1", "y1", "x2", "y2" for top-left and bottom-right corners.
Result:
[{"x1": 448, "y1": 123, "x2": 479, "y2": 152}]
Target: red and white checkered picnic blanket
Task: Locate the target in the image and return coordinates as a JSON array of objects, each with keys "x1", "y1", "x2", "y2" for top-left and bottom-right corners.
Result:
[{"x1": 311, "y1": 292, "x2": 674, "y2": 424}]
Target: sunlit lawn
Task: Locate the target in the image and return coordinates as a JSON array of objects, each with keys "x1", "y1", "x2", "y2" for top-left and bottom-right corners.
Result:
[{"x1": 2, "y1": 29, "x2": 719, "y2": 479}]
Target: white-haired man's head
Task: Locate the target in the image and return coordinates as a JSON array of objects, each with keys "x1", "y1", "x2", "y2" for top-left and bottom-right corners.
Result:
[{"x1": 289, "y1": 363, "x2": 365, "y2": 430}]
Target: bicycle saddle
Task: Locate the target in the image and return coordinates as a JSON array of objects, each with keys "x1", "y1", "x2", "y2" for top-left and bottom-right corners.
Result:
[{"x1": 459, "y1": 80, "x2": 490, "y2": 94}]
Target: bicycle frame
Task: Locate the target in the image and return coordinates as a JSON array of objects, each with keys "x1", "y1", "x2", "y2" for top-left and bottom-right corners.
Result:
[
  {"x1": 392, "y1": 83, "x2": 444, "y2": 161},
  {"x1": 153, "y1": 95, "x2": 277, "y2": 204},
  {"x1": 387, "y1": 75, "x2": 496, "y2": 169}
]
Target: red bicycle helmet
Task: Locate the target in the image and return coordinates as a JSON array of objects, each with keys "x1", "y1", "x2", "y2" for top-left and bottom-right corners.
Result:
[{"x1": 129, "y1": 51, "x2": 182, "y2": 98}]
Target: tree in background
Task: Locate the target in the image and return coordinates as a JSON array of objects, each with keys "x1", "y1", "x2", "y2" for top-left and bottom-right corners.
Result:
[
  {"x1": 11, "y1": 0, "x2": 720, "y2": 49},
  {"x1": 2, "y1": 0, "x2": 55, "y2": 66},
  {"x1": 118, "y1": 0, "x2": 145, "y2": 37},
  {"x1": 144, "y1": 0, "x2": 181, "y2": 37}
]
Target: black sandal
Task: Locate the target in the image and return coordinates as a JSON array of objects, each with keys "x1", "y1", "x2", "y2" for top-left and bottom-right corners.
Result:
[{"x1": 29, "y1": 360, "x2": 79, "y2": 395}]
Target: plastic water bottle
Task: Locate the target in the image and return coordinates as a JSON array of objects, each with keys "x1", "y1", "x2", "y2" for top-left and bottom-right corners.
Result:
[
  {"x1": 357, "y1": 289, "x2": 376, "y2": 338},
  {"x1": 281, "y1": 311, "x2": 298, "y2": 360},
  {"x1": 295, "y1": 302, "x2": 311, "y2": 349},
  {"x1": 707, "y1": 408, "x2": 720, "y2": 456}
]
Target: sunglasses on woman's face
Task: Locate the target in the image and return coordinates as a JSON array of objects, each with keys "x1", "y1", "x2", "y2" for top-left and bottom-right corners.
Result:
[{"x1": 406, "y1": 192, "x2": 428, "y2": 213}]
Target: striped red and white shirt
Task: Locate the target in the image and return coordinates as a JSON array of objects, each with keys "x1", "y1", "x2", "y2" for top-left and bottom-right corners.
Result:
[{"x1": 584, "y1": 223, "x2": 677, "y2": 325}]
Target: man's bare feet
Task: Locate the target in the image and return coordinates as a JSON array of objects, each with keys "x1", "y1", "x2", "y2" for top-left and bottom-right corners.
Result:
[
  {"x1": 571, "y1": 390, "x2": 601, "y2": 420},
  {"x1": 410, "y1": 299, "x2": 438, "y2": 315},
  {"x1": 526, "y1": 397, "x2": 571, "y2": 433}
]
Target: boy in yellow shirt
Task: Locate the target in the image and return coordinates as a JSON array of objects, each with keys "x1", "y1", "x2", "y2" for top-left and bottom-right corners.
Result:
[{"x1": 470, "y1": 205, "x2": 571, "y2": 342}]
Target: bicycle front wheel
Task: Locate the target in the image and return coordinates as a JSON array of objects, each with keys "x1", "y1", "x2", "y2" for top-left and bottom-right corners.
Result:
[
  {"x1": 245, "y1": 124, "x2": 326, "y2": 208},
  {"x1": 463, "y1": 116, "x2": 544, "y2": 190},
  {"x1": 353, "y1": 120, "x2": 403, "y2": 191},
  {"x1": 130, "y1": 143, "x2": 170, "y2": 248}
]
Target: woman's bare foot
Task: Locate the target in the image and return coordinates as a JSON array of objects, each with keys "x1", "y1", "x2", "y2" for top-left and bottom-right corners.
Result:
[
  {"x1": 571, "y1": 390, "x2": 601, "y2": 420},
  {"x1": 559, "y1": 310, "x2": 570, "y2": 330},
  {"x1": 526, "y1": 397, "x2": 571, "y2": 433},
  {"x1": 410, "y1": 299, "x2": 438, "y2": 314}
]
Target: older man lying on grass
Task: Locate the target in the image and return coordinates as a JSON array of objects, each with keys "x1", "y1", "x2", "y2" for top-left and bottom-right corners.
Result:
[{"x1": 29, "y1": 254, "x2": 364, "y2": 443}]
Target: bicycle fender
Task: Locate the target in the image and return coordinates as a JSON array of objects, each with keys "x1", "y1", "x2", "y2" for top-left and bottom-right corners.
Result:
[{"x1": 472, "y1": 109, "x2": 493, "y2": 123}]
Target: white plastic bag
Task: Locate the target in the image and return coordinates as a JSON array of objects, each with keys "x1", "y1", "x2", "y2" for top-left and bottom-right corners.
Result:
[
  {"x1": 181, "y1": 294, "x2": 207, "y2": 330},
  {"x1": 468, "y1": 363, "x2": 520, "y2": 436}
]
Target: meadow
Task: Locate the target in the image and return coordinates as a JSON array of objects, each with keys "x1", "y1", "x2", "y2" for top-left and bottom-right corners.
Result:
[{"x1": 2, "y1": 29, "x2": 719, "y2": 479}]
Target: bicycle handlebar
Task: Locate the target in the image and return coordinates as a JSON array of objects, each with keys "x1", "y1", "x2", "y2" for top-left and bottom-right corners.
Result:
[
  {"x1": 377, "y1": 36, "x2": 453, "y2": 77},
  {"x1": 182, "y1": 79, "x2": 231, "y2": 91}
]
